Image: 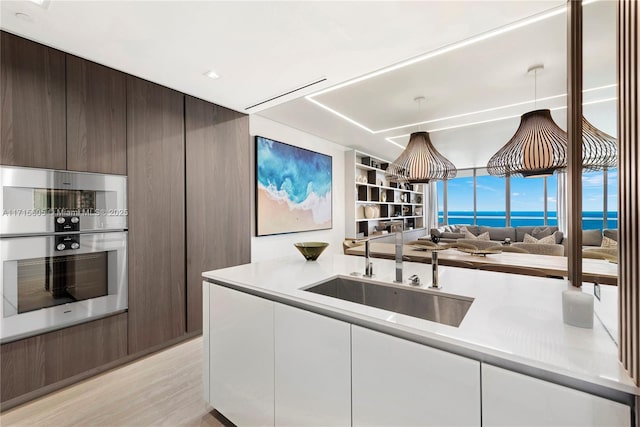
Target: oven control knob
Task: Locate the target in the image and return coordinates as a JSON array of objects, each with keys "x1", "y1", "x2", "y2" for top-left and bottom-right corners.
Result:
[
  {"x1": 56, "y1": 217, "x2": 66, "y2": 224},
  {"x1": 70, "y1": 242, "x2": 80, "y2": 250},
  {"x1": 56, "y1": 243, "x2": 66, "y2": 251},
  {"x1": 71, "y1": 217, "x2": 79, "y2": 224}
]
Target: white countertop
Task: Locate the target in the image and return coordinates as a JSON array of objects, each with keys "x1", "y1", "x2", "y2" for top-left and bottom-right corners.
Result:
[{"x1": 203, "y1": 254, "x2": 638, "y2": 396}]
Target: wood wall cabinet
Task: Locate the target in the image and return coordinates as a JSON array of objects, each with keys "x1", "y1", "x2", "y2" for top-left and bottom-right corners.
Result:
[
  {"x1": 0, "y1": 31, "x2": 66, "y2": 169},
  {"x1": 185, "y1": 96, "x2": 250, "y2": 333},
  {"x1": 127, "y1": 76, "x2": 186, "y2": 354},
  {"x1": 0, "y1": 313, "x2": 127, "y2": 403},
  {"x1": 66, "y1": 55, "x2": 127, "y2": 175}
]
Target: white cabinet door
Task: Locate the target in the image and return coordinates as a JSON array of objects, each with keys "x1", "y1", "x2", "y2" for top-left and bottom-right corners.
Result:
[
  {"x1": 274, "y1": 304, "x2": 351, "y2": 427},
  {"x1": 209, "y1": 285, "x2": 274, "y2": 427},
  {"x1": 352, "y1": 325, "x2": 481, "y2": 426},
  {"x1": 482, "y1": 364, "x2": 631, "y2": 427}
]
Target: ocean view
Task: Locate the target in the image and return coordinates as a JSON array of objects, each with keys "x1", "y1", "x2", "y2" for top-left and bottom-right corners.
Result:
[{"x1": 439, "y1": 211, "x2": 618, "y2": 230}]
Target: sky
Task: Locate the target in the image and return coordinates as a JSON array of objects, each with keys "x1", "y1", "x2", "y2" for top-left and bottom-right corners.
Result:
[{"x1": 438, "y1": 169, "x2": 617, "y2": 213}]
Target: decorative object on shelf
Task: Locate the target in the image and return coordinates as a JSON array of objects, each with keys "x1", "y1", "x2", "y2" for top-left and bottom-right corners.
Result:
[
  {"x1": 381, "y1": 192, "x2": 387, "y2": 202},
  {"x1": 364, "y1": 205, "x2": 376, "y2": 219},
  {"x1": 294, "y1": 242, "x2": 329, "y2": 261},
  {"x1": 487, "y1": 64, "x2": 618, "y2": 177},
  {"x1": 256, "y1": 136, "x2": 332, "y2": 236},
  {"x1": 415, "y1": 207, "x2": 423, "y2": 216},
  {"x1": 385, "y1": 97, "x2": 457, "y2": 184}
]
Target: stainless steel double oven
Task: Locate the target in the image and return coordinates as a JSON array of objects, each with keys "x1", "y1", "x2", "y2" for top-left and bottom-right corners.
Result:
[{"x1": 1, "y1": 166, "x2": 128, "y2": 343}]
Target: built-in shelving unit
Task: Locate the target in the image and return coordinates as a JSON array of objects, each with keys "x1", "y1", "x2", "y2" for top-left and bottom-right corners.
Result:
[{"x1": 346, "y1": 150, "x2": 425, "y2": 239}]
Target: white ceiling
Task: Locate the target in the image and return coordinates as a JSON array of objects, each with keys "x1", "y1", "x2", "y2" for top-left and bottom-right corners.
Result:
[{"x1": 0, "y1": 0, "x2": 617, "y2": 169}]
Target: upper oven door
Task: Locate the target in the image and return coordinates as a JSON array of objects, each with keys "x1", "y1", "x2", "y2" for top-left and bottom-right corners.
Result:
[{"x1": 1, "y1": 166, "x2": 127, "y2": 236}]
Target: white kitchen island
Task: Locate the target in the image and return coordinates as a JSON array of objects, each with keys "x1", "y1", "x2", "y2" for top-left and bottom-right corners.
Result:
[{"x1": 203, "y1": 254, "x2": 639, "y2": 427}]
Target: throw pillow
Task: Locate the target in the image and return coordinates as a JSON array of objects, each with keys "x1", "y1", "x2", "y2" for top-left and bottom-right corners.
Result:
[
  {"x1": 531, "y1": 226, "x2": 553, "y2": 239},
  {"x1": 523, "y1": 233, "x2": 556, "y2": 245},
  {"x1": 464, "y1": 230, "x2": 490, "y2": 240},
  {"x1": 601, "y1": 236, "x2": 618, "y2": 248}
]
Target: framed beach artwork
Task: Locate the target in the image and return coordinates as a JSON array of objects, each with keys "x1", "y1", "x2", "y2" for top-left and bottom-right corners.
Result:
[{"x1": 255, "y1": 136, "x2": 332, "y2": 236}]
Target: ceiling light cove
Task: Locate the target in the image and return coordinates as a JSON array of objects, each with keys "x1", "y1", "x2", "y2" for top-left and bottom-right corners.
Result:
[{"x1": 385, "y1": 96, "x2": 617, "y2": 148}]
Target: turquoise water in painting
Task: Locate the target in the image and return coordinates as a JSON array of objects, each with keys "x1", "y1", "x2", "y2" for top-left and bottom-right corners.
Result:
[
  {"x1": 256, "y1": 136, "x2": 331, "y2": 203},
  {"x1": 438, "y1": 211, "x2": 618, "y2": 230}
]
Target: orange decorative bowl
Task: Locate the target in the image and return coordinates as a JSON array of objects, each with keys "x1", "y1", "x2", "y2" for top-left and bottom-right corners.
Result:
[{"x1": 294, "y1": 242, "x2": 329, "y2": 261}]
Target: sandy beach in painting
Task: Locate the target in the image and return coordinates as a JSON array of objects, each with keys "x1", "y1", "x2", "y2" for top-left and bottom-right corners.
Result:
[{"x1": 257, "y1": 186, "x2": 331, "y2": 235}]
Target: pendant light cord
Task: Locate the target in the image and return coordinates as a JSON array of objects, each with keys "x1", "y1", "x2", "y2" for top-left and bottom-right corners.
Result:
[{"x1": 534, "y1": 68, "x2": 538, "y2": 109}]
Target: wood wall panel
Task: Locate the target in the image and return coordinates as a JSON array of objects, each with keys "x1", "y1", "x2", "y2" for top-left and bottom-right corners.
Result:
[
  {"x1": 0, "y1": 31, "x2": 66, "y2": 169},
  {"x1": 44, "y1": 313, "x2": 128, "y2": 384},
  {"x1": 618, "y1": 0, "x2": 639, "y2": 386},
  {"x1": 66, "y1": 55, "x2": 127, "y2": 175},
  {"x1": 185, "y1": 96, "x2": 250, "y2": 332},
  {"x1": 0, "y1": 335, "x2": 46, "y2": 402},
  {"x1": 127, "y1": 76, "x2": 186, "y2": 353},
  {"x1": 0, "y1": 314, "x2": 127, "y2": 403}
]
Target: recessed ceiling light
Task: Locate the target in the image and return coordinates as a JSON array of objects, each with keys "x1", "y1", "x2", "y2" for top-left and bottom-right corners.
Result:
[
  {"x1": 204, "y1": 70, "x2": 220, "y2": 80},
  {"x1": 15, "y1": 12, "x2": 33, "y2": 22},
  {"x1": 28, "y1": 0, "x2": 45, "y2": 5}
]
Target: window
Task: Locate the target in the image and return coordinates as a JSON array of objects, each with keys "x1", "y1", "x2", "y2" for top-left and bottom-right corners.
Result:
[
  {"x1": 437, "y1": 181, "x2": 444, "y2": 225},
  {"x1": 446, "y1": 171, "x2": 474, "y2": 225},
  {"x1": 547, "y1": 174, "x2": 558, "y2": 226},
  {"x1": 510, "y1": 176, "x2": 545, "y2": 227},
  {"x1": 476, "y1": 173, "x2": 506, "y2": 227},
  {"x1": 582, "y1": 170, "x2": 605, "y2": 230},
  {"x1": 606, "y1": 168, "x2": 618, "y2": 229}
]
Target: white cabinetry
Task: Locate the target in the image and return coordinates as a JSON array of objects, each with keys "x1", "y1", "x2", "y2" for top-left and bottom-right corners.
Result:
[
  {"x1": 206, "y1": 285, "x2": 274, "y2": 427},
  {"x1": 482, "y1": 364, "x2": 631, "y2": 427},
  {"x1": 351, "y1": 325, "x2": 481, "y2": 426},
  {"x1": 274, "y1": 304, "x2": 351, "y2": 426}
]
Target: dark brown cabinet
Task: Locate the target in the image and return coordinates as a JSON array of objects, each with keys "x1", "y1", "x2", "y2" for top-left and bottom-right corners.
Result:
[
  {"x1": 185, "y1": 96, "x2": 251, "y2": 332},
  {"x1": 0, "y1": 313, "x2": 127, "y2": 404},
  {"x1": 0, "y1": 31, "x2": 66, "y2": 169},
  {"x1": 127, "y1": 76, "x2": 186, "y2": 354},
  {"x1": 66, "y1": 56, "x2": 127, "y2": 175}
]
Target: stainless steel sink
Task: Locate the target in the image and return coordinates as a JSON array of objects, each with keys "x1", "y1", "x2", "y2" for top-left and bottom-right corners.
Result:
[{"x1": 304, "y1": 276, "x2": 473, "y2": 327}]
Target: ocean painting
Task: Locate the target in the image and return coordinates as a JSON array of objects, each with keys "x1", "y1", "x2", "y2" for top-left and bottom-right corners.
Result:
[{"x1": 256, "y1": 136, "x2": 332, "y2": 236}]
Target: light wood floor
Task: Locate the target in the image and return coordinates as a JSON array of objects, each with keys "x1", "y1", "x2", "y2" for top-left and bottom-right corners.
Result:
[{"x1": 0, "y1": 337, "x2": 232, "y2": 427}]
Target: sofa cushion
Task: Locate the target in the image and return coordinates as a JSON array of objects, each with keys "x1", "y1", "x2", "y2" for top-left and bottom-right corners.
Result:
[
  {"x1": 583, "y1": 229, "x2": 603, "y2": 246},
  {"x1": 458, "y1": 225, "x2": 480, "y2": 236},
  {"x1": 523, "y1": 233, "x2": 556, "y2": 245},
  {"x1": 512, "y1": 242, "x2": 564, "y2": 256},
  {"x1": 479, "y1": 226, "x2": 516, "y2": 242},
  {"x1": 603, "y1": 229, "x2": 618, "y2": 241},
  {"x1": 516, "y1": 226, "x2": 559, "y2": 242},
  {"x1": 601, "y1": 236, "x2": 618, "y2": 248},
  {"x1": 552, "y1": 231, "x2": 564, "y2": 244},
  {"x1": 441, "y1": 232, "x2": 465, "y2": 239}
]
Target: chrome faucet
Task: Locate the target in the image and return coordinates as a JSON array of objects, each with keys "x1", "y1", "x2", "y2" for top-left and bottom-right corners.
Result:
[
  {"x1": 390, "y1": 220, "x2": 404, "y2": 283},
  {"x1": 363, "y1": 239, "x2": 373, "y2": 277}
]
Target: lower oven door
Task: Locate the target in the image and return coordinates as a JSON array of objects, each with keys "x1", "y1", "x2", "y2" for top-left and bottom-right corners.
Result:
[{"x1": 0, "y1": 231, "x2": 127, "y2": 343}]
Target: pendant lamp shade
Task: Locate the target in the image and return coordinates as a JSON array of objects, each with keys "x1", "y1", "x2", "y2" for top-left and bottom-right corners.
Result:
[
  {"x1": 487, "y1": 109, "x2": 568, "y2": 177},
  {"x1": 582, "y1": 117, "x2": 617, "y2": 171},
  {"x1": 385, "y1": 131, "x2": 457, "y2": 183}
]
